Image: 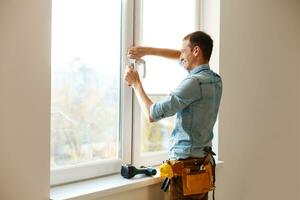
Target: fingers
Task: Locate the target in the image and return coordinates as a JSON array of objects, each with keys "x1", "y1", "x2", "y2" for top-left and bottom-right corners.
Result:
[
  {"x1": 124, "y1": 73, "x2": 132, "y2": 86},
  {"x1": 124, "y1": 66, "x2": 131, "y2": 85},
  {"x1": 125, "y1": 66, "x2": 137, "y2": 78},
  {"x1": 127, "y1": 46, "x2": 144, "y2": 59},
  {"x1": 127, "y1": 47, "x2": 137, "y2": 59},
  {"x1": 125, "y1": 65, "x2": 131, "y2": 72},
  {"x1": 127, "y1": 47, "x2": 135, "y2": 55},
  {"x1": 124, "y1": 65, "x2": 137, "y2": 86}
]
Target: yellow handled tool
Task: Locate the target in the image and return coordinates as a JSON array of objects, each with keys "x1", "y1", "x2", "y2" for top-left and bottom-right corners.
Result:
[
  {"x1": 160, "y1": 162, "x2": 174, "y2": 179},
  {"x1": 160, "y1": 162, "x2": 174, "y2": 191}
]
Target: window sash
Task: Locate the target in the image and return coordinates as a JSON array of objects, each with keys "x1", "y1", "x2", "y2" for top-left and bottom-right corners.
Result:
[
  {"x1": 132, "y1": 0, "x2": 202, "y2": 166},
  {"x1": 50, "y1": 0, "x2": 134, "y2": 185}
]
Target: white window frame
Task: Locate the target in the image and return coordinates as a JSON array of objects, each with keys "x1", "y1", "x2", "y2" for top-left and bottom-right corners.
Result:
[
  {"x1": 50, "y1": 0, "x2": 134, "y2": 185},
  {"x1": 50, "y1": 0, "x2": 219, "y2": 185}
]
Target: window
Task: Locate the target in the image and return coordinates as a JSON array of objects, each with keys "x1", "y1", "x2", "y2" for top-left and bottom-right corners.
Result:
[
  {"x1": 51, "y1": 0, "x2": 218, "y2": 185},
  {"x1": 51, "y1": 0, "x2": 129, "y2": 185},
  {"x1": 133, "y1": 0, "x2": 201, "y2": 166}
]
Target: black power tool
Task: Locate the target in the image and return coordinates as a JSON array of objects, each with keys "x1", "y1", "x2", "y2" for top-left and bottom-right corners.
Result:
[{"x1": 121, "y1": 164, "x2": 157, "y2": 179}]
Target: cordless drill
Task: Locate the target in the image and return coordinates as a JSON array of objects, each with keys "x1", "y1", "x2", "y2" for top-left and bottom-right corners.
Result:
[{"x1": 121, "y1": 164, "x2": 157, "y2": 179}]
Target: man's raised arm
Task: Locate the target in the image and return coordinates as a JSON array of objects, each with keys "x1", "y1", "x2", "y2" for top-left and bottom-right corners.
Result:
[{"x1": 128, "y1": 46, "x2": 180, "y2": 60}]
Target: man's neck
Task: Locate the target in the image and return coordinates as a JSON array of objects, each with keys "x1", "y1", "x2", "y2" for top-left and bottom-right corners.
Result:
[{"x1": 190, "y1": 61, "x2": 209, "y2": 71}]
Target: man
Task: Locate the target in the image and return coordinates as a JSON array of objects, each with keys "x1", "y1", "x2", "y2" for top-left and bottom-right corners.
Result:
[{"x1": 124, "y1": 31, "x2": 222, "y2": 200}]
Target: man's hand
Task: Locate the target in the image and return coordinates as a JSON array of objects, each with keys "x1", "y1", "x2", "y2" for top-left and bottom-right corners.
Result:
[
  {"x1": 124, "y1": 65, "x2": 141, "y2": 87},
  {"x1": 127, "y1": 46, "x2": 149, "y2": 59}
]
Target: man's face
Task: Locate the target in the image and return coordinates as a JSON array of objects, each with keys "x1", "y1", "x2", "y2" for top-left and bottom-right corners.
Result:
[{"x1": 180, "y1": 40, "x2": 195, "y2": 71}]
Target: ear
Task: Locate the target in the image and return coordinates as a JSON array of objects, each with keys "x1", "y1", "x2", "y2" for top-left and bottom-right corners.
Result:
[{"x1": 192, "y1": 46, "x2": 201, "y2": 56}]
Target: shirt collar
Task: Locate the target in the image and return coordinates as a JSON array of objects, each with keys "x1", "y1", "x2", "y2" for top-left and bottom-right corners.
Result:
[{"x1": 189, "y1": 64, "x2": 210, "y2": 75}]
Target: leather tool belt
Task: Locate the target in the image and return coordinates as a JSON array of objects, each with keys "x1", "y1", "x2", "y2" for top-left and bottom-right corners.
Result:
[{"x1": 160, "y1": 148, "x2": 216, "y2": 199}]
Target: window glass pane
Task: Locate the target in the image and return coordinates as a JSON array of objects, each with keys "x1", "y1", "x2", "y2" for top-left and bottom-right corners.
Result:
[
  {"x1": 51, "y1": 0, "x2": 121, "y2": 168},
  {"x1": 140, "y1": 0, "x2": 196, "y2": 153},
  {"x1": 141, "y1": 0, "x2": 196, "y2": 94},
  {"x1": 141, "y1": 95, "x2": 175, "y2": 153}
]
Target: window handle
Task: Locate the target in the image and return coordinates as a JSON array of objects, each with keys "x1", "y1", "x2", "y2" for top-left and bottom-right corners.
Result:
[{"x1": 128, "y1": 59, "x2": 146, "y2": 78}]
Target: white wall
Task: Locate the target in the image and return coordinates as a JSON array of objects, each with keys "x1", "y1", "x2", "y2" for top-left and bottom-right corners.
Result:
[
  {"x1": 0, "y1": 0, "x2": 51, "y2": 200},
  {"x1": 218, "y1": 0, "x2": 300, "y2": 200},
  {"x1": 298, "y1": 48, "x2": 300, "y2": 199}
]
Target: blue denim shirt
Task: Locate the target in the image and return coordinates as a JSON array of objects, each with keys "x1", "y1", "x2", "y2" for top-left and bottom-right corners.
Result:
[{"x1": 150, "y1": 64, "x2": 222, "y2": 160}]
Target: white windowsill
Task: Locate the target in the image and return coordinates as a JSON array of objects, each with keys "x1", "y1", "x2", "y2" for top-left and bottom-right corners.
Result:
[{"x1": 50, "y1": 161, "x2": 224, "y2": 200}]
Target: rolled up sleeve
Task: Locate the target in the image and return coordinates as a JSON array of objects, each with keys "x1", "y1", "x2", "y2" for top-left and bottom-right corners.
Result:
[{"x1": 150, "y1": 77, "x2": 201, "y2": 122}]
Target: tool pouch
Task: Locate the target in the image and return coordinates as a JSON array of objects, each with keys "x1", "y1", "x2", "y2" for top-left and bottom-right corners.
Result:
[
  {"x1": 160, "y1": 148, "x2": 216, "y2": 199},
  {"x1": 181, "y1": 160, "x2": 214, "y2": 196}
]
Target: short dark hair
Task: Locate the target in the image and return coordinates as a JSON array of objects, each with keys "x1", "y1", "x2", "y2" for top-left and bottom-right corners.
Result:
[{"x1": 183, "y1": 31, "x2": 213, "y2": 61}]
